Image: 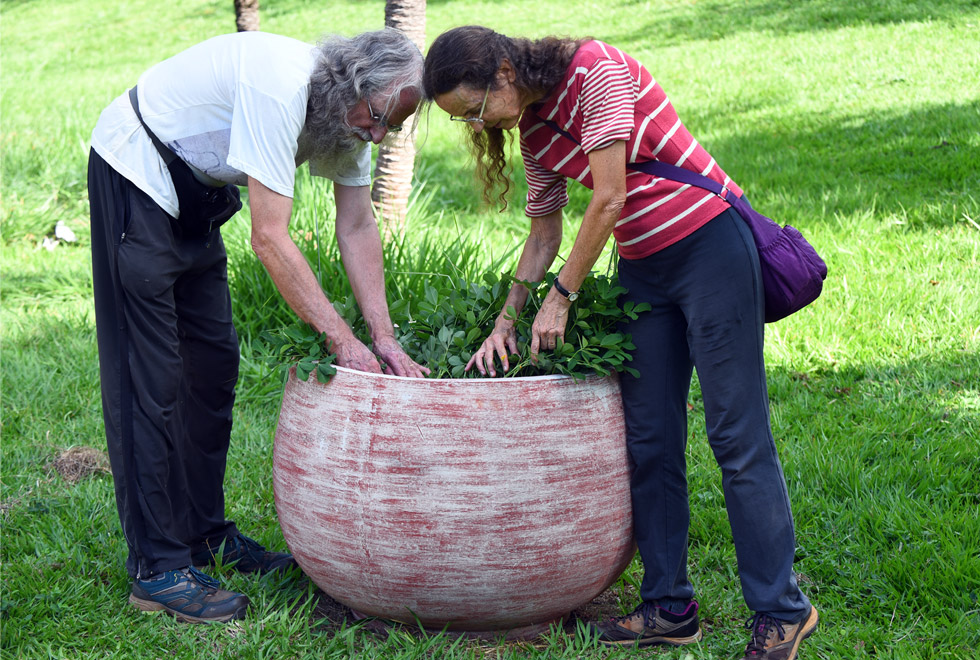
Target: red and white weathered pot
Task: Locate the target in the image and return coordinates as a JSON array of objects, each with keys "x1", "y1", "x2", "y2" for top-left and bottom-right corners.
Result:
[{"x1": 273, "y1": 366, "x2": 634, "y2": 638}]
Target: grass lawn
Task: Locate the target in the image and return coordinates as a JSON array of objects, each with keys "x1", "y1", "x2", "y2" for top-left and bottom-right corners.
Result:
[{"x1": 2, "y1": 0, "x2": 979, "y2": 658}]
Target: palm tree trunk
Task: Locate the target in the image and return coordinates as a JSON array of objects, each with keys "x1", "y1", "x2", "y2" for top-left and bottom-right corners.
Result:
[
  {"x1": 234, "y1": 0, "x2": 259, "y2": 32},
  {"x1": 372, "y1": 0, "x2": 425, "y2": 236}
]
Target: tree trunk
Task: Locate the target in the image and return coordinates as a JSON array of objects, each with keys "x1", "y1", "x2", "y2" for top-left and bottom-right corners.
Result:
[
  {"x1": 234, "y1": 0, "x2": 259, "y2": 32},
  {"x1": 372, "y1": 0, "x2": 425, "y2": 235}
]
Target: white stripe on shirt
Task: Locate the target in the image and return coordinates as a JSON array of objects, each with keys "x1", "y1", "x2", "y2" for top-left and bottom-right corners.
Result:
[
  {"x1": 651, "y1": 118, "x2": 681, "y2": 157},
  {"x1": 618, "y1": 192, "x2": 715, "y2": 245},
  {"x1": 675, "y1": 139, "x2": 698, "y2": 167},
  {"x1": 616, "y1": 184, "x2": 691, "y2": 226}
]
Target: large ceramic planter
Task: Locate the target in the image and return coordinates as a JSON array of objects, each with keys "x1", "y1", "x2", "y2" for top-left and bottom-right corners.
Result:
[{"x1": 273, "y1": 366, "x2": 634, "y2": 638}]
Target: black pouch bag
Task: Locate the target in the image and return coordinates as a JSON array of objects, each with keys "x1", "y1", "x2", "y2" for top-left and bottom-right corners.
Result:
[{"x1": 128, "y1": 87, "x2": 242, "y2": 238}]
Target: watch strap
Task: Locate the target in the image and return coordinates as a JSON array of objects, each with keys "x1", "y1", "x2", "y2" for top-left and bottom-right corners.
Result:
[{"x1": 554, "y1": 278, "x2": 578, "y2": 300}]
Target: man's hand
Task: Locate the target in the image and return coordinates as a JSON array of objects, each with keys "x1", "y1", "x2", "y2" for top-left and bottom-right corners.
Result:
[
  {"x1": 372, "y1": 335, "x2": 430, "y2": 378},
  {"x1": 332, "y1": 336, "x2": 383, "y2": 374}
]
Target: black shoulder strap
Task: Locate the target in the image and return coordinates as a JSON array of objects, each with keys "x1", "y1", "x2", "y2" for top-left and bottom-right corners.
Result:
[{"x1": 128, "y1": 87, "x2": 178, "y2": 166}]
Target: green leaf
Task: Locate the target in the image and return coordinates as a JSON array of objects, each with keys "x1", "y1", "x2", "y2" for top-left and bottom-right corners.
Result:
[
  {"x1": 296, "y1": 362, "x2": 312, "y2": 381},
  {"x1": 437, "y1": 325, "x2": 452, "y2": 345},
  {"x1": 600, "y1": 333, "x2": 623, "y2": 347},
  {"x1": 315, "y1": 360, "x2": 336, "y2": 384}
]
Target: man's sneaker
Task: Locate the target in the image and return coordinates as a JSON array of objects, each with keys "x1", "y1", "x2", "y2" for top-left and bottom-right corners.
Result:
[
  {"x1": 129, "y1": 566, "x2": 249, "y2": 623},
  {"x1": 741, "y1": 605, "x2": 818, "y2": 660},
  {"x1": 590, "y1": 600, "x2": 703, "y2": 647},
  {"x1": 192, "y1": 533, "x2": 297, "y2": 575}
]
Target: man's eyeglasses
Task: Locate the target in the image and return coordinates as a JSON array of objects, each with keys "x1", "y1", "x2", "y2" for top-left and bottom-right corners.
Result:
[
  {"x1": 450, "y1": 86, "x2": 490, "y2": 125},
  {"x1": 367, "y1": 100, "x2": 403, "y2": 133}
]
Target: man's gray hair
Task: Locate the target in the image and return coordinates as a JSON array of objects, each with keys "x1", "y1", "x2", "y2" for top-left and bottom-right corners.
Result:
[{"x1": 306, "y1": 29, "x2": 423, "y2": 155}]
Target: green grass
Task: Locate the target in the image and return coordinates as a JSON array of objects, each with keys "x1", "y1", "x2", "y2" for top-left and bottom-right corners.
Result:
[{"x1": 2, "y1": 0, "x2": 979, "y2": 658}]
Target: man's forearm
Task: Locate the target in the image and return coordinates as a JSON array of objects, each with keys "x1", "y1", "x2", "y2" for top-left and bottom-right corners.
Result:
[
  {"x1": 333, "y1": 183, "x2": 399, "y2": 344},
  {"x1": 247, "y1": 175, "x2": 357, "y2": 350},
  {"x1": 336, "y1": 221, "x2": 395, "y2": 342},
  {"x1": 256, "y1": 232, "x2": 356, "y2": 346}
]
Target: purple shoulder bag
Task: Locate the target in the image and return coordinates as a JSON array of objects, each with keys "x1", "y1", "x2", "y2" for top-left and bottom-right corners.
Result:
[
  {"x1": 540, "y1": 119, "x2": 828, "y2": 323},
  {"x1": 627, "y1": 159, "x2": 828, "y2": 323}
]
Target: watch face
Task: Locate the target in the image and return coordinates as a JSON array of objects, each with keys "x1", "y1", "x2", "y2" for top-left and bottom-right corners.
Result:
[{"x1": 567, "y1": 291, "x2": 580, "y2": 302}]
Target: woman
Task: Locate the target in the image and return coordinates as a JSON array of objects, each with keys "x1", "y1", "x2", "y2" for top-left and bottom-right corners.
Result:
[{"x1": 423, "y1": 26, "x2": 817, "y2": 659}]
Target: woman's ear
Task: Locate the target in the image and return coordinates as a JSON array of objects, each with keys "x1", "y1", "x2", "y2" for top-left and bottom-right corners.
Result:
[{"x1": 497, "y1": 58, "x2": 517, "y2": 84}]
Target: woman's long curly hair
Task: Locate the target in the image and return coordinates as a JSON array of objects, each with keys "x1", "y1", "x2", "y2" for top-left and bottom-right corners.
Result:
[{"x1": 423, "y1": 26, "x2": 586, "y2": 210}]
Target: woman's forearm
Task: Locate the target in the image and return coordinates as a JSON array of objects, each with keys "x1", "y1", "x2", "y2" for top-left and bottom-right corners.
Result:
[{"x1": 498, "y1": 211, "x2": 564, "y2": 322}]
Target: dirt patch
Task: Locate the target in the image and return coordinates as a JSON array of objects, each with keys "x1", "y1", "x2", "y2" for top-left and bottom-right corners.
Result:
[
  {"x1": 567, "y1": 585, "x2": 627, "y2": 628},
  {"x1": 310, "y1": 587, "x2": 355, "y2": 629},
  {"x1": 48, "y1": 446, "x2": 111, "y2": 484}
]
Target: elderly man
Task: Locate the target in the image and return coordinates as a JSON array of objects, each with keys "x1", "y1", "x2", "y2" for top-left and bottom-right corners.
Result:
[{"x1": 88, "y1": 29, "x2": 427, "y2": 624}]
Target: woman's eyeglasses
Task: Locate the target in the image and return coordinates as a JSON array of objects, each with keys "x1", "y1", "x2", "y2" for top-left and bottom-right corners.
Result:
[{"x1": 450, "y1": 87, "x2": 490, "y2": 124}]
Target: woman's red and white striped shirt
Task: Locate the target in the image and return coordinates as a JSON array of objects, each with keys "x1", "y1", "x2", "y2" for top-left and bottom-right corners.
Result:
[{"x1": 518, "y1": 40, "x2": 743, "y2": 260}]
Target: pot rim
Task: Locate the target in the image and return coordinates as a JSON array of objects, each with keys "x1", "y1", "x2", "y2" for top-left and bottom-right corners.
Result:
[{"x1": 300, "y1": 365, "x2": 617, "y2": 385}]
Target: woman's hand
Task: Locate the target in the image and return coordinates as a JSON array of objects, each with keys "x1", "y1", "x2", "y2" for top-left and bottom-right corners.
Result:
[
  {"x1": 530, "y1": 288, "x2": 572, "y2": 360},
  {"x1": 464, "y1": 211, "x2": 565, "y2": 377},
  {"x1": 465, "y1": 318, "x2": 519, "y2": 377},
  {"x1": 372, "y1": 335, "x2": 431, "y2": 378}
]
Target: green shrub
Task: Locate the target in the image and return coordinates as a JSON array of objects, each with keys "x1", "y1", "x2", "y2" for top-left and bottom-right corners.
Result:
[{"x1": 261, "y1": 267, "x2": 648, "y2": 382}]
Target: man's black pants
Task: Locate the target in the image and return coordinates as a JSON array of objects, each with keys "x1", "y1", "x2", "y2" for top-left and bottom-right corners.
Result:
[{"x1": 89, "y1": 149, "x2": 240, "y2": 579}]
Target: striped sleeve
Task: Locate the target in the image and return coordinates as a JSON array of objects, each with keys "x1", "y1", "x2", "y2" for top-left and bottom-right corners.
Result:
[
  {"x1": 579, "y1": 60, "x2": 635, "y2": 154},
  {"x1": 521, "y1": 134, "x2": 568, "y2": 217}
]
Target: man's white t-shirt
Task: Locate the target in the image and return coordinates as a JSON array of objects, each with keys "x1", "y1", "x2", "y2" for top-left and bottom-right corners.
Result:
[{"x1": 91, "y1": 31, "x2": 371, "y2": 218}]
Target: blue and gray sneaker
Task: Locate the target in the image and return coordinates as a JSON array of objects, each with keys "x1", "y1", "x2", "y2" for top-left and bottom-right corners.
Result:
[
  {"x1": 192, "y1": 533, "x2": 297, "y2": 575},
  {"x1": 129, "y1": 566, "x2": 249, "y2": 623}
]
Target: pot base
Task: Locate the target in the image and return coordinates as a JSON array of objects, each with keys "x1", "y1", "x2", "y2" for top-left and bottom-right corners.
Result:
[{"x1": 350, "y1": 609, "x2": 566, "y2": 642}]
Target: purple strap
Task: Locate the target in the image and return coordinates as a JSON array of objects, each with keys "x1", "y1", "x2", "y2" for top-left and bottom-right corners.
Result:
[
  {"x1": 540, "y1": 117, "x2": 737, "y2": 199},
  {"x1": 538, "y1": 117, "x2": 781, "y2": 247}
]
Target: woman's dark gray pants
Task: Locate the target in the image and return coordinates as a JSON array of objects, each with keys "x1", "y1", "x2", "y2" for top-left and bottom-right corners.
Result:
[
  {"x1": 618, "y1": 207, "x2": 810, "y2": 622},
  {"x1": 88, "y1": 150, "x2": 240, "y2": 579}
]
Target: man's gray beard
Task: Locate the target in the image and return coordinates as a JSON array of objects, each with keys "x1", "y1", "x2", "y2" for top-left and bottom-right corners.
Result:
[{"x1": 306, "y1": 120, "x2": 364, "y2": 159}]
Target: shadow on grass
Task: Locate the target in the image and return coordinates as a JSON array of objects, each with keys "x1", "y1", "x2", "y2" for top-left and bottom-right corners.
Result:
[
  {"x1": 306, "y1": 581, "x2": 625, "y2": 644},
  {"x1": 421, "y1": 96, "x2": 979, "y2": 230},
  {"x1": 766, "y1": 349, "x2": 980, "y2": 440},
  {"x1": 677, "y1": 98, "x2": 978, "y2": 228},
  {"x1": 605, "y1": 0, "x2": 980, "y2": 46}
]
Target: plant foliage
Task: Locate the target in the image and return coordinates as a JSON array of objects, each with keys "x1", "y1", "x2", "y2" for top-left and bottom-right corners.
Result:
[
  {"x1": 261, "y1": 270, "x2": 649, "y2": 382},
  {"x1": 260, "y1": 324, "x2": 338, "y2": 384}
]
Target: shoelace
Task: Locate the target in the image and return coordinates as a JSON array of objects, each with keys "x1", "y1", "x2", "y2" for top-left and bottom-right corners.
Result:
[
  {"x1": 235, "y1": 534, "x2": 268, "y2": 561},
  {"x1": 187, "y1": 566, "x2": 220, "y2": 592},
  {"x1": 610, "y1": 601, "x2": 658, "y2": 629},
  {"x1": 743, "y1": 613, "x2": 786, "y2": 654}
]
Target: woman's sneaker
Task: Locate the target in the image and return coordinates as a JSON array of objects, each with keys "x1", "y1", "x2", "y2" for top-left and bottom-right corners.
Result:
[
  {"x1": 129, "y1": 566, "x2": 249, "y2": 623},
  {"x1": 192, "y1": 533, "x2": 297, "y2": 575},
  {"x1": 591, "y1": 600, "x2": 703, "y2": 647},
  {"x1": 741, "y1": 605, "x2": 818, "y2": 659}
]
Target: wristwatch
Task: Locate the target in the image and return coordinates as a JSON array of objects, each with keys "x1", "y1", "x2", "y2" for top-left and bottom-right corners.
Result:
[{"x1": 554, "y1": 278, "x2": 579, "y2": 302}]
